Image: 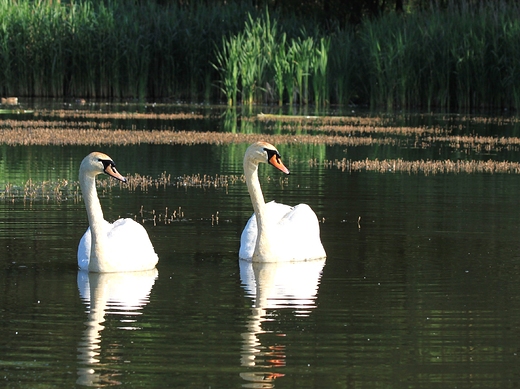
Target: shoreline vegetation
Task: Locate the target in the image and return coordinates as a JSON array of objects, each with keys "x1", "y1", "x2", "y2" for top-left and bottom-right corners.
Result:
[{"x1": 0, "y1": 1, "x2": 519, "y2": 110}]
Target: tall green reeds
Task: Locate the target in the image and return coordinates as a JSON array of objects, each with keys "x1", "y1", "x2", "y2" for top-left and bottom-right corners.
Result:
[
  {"x1": 1, "y1": 0, "x2": 520, "y2": 110},
  {"x1": 0, "y1": 0, "x2": 259, "y2": 100},
  {"x1": 329, "y1": 28, "x2": 357, "y2": 106},
  {"x1": 358, "y1": 1, "x2": 520, "y2": 110},
  {"x1": 291, "y1": 36, "x2": 314, "y2": 106},
  {"x1": 312, "y1": 37, "x2": 330, "y2": 107},
  {"x1": 214, "y1": 14, "x2": 330, "y2": 107},
  {"x1": 272, "y1": 33, "x2": 288, "y2": 106}
]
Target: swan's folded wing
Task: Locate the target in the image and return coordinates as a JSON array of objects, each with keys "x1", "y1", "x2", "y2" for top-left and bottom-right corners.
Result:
[
  {"x1": 108, "y1": 218, "x2": 158, "y2": 265},
  {"x1": 277, "y1": 203, "x2": 316, "y2": 232},
  {"x1": 278, "y1": 203, "x2": 326, "y2": 260}
]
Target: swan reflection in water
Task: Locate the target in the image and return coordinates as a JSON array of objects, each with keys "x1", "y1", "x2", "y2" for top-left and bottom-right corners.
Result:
[
  {"x1": 76, "y1": 269, "x2": 158, "y2": 387},
  {"x1": 239, "y1": 259, "x2": 326, "y2": 388}
]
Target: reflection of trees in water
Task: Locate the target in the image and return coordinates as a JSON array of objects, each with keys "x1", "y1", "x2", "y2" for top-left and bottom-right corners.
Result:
[
  {"x1": 239, "y1": 259, "x2": 325, "y2": 388},
  {"x1": 76, "y1": 269, "x2": 158, "y2": 387}
]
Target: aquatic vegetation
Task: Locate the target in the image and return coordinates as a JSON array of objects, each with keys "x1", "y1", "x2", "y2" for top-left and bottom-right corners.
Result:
[
  {"x1": 311, "y1": 158, "x2": 520, "y2": 175},
  {"x1": 0, "y1": 172, "x2": 241, "y2": 203},
  {"x1": 1, "y1": 178, "x2": 81, "y2": 204},
  {"x1": 2, "y1": 109, "x2": 520, "y2": 154},
  {"x1": 36, "y1": 110, "x2": 204, "y2": 121},
  {"x1": 1, "y1": 106, "x2": 520, "y2": 212}
]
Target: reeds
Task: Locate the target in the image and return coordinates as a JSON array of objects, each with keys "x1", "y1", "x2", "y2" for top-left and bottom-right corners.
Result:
[
  {"x1": 4, "y1": 155, "x2": 520, "y2": 206},
  {"x1": 0, "y1": 0, "x2": 258, "y2": 100},
  {"x1": 214, "y1": 13, "x2": 331, "y2": 107},
  {"x1": 312, "y1": 158, "x2": 520, "y2": 175},
  {"x1": 1, "y1": 178, "x2": 79, "y2": 204},
  {"x1": 0, "y1": 1, "x2": 519, "y2": 108},
  {"x1": 0, "y1": 125, "x2": 400, "y2": 147},
  {"x1": 211, "y1": 1, "x2": 520, "y2": 109},
  {"x1": 359, "y1": 1, "x2": 520, "y2": 109},
  {"x1": 0, "y1": 172, "x2": 241, "y2": 203},
  {"x1": 137, "y1": 206, "x2": 188, "y2": 226}
]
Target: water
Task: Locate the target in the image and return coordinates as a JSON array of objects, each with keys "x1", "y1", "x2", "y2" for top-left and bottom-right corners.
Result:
[{"x1": 1, "y1": 104, "x2": 520, "y2": 388}]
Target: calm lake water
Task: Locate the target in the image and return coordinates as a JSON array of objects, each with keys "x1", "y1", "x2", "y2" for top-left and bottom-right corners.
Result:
[{"x1": 1, "y1": 102, "x2": 520, "y2": 388}]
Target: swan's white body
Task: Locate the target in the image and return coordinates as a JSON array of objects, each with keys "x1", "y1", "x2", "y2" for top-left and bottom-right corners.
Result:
[
  {"x1": 239, "y1": 142, "x2": 326, "y2": 262},
  {"x1": 77, "y1": 152, "x2": 158, "y2": 272}
]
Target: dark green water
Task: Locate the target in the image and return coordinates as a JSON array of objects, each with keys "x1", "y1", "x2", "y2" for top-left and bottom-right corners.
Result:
[{"x1": 0, "y1": 104, "x2": 520, "y2": 388}]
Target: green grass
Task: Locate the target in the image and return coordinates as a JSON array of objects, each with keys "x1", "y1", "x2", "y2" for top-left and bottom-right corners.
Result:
[{"x1": 0, "y1": 0, "x2": 519, "y2": 110}]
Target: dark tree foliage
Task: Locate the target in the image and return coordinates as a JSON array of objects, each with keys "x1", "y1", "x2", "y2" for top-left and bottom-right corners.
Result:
[{"x1": 145, "y1": 0, "x2": 520, "y2": 26}]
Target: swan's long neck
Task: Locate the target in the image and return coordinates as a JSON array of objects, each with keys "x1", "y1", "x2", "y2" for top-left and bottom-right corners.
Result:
[
  {"x1": 80, "y1": 170, "x2": 106, "y2": 271},
  {"x1": 244, "y1": 159, "x2": 273, "y2": 260},
  {"x1": 245, "y1": 159, "x2": 265, "y2": 215}
]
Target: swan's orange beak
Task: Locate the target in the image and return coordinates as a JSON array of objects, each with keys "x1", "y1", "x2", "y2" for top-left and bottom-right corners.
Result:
[
  {"x1": 104, "y1": 163, "x2": 127, "y2": 183},
  {"x1": 269, "y1": 154, "x2": 290, "y2": 174}
]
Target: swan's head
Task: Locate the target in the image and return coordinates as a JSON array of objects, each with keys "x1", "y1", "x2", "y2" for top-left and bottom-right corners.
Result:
[
  {"x1": 80, "y1": 152, "x2": 127, "y2": 182},
  {"x1": 245, "y1": 142, "x2": 290, "y2": 174}
]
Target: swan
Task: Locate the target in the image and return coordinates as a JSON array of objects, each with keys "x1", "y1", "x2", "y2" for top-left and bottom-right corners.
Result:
[
  {"x1": 239, "y1": 141, "x2": 326, "y2": 262},
  {"x1": 77, "y1": 152, "x2": 158, "y2": 272}
]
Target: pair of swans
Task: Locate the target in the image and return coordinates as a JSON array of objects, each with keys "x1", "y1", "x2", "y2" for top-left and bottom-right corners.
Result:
[{"x1": 78, "y1": 142, "x2": 325, "y2": 272}]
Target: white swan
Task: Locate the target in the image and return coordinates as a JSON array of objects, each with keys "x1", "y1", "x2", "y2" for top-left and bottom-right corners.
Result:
[
  {"x1": 77, "y1": 152, "x2": 158, "y2": 272},
  {"x1": 239, "y1": 142, "x2": 326, "y2": 262}
]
